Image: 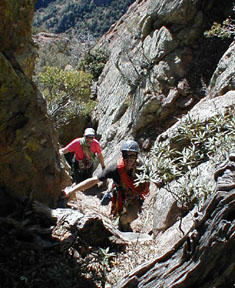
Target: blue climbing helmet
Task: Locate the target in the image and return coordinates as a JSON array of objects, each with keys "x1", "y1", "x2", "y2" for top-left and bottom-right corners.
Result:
[{"x1": 121, "y1": 140, "x2": 140, "y2": 153}]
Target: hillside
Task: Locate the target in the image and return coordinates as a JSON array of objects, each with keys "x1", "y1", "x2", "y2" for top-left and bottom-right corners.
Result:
[{"x1": 33, "y1": 0, "x2": 135, "y2": 38}]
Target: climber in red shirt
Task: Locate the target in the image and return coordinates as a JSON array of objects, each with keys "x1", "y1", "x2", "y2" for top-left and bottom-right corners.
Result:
[{"x1": 60, "y1": 128, "x2": 105, "y2": 183}]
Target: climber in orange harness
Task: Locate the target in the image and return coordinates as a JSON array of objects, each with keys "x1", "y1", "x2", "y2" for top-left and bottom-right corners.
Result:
[{"x1": 63, "y1": 140, "x2": 149, "y2": 232}]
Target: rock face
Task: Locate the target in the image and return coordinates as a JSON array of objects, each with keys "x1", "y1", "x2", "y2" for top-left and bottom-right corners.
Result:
[
  {"x1": 209, "y1": 41, "x2": 235, "y2": 98},
  {"x1": 0, "y1": 1, "x2": 70, "y2": 209},
  {"x1": 92, "y1": 0, "x2": 234, "y2": 166},
  {"x1": 114, "y1": 154, "x2": 235, "y2": 288},
  {"x1": 88, "y1": 1, "x2": 235, "y2": 285},
  {"x1": 153, "y1": 89, "x2": 235, "y2": 233},
  {"x1": 0, "y1": 0, "x2": 34, "y2": 53}
]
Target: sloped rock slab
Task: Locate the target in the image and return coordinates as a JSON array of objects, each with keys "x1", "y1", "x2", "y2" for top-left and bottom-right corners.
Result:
[{"x1": 33, "y1": 202, "x2": 152, "y2": 247}]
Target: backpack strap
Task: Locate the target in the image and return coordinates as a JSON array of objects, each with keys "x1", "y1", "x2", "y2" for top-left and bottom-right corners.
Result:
[{"x1": 80, "y1": 137, "x2": 96, "y2": 161}]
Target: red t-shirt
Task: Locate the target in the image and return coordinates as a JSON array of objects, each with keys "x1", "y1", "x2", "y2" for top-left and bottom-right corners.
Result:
[{"x1": 65, "y1": 138, "x2": 101, "y2": 161}]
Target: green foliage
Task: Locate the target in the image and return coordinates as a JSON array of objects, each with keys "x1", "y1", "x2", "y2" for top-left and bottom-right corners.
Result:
[
  {"x1": 136, "y1": 107, "x2": 235, "y2": 209},
  {"x1": 81, "y1": 247, "x2": 116, "y2": 288},
  {"x1": 97, "y1": 247, "x2": 116, "y2": 287},
  {"x1": 38, "y1": 66, "x2": 94, "y2": 127},
  {"x1": 33, "y1": 0, "x2": 135, "y2": 39},
  {"x1": 204, "y1": 17, "x2": 235, "y2": 39},
  {"x1": 78, "y1": 48, "x2": 110, "y2": 80}
]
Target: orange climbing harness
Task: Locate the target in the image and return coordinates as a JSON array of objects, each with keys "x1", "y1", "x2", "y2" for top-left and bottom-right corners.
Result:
[{"x1": 111, "y1": 158, "x2": 149, "y2": 216}]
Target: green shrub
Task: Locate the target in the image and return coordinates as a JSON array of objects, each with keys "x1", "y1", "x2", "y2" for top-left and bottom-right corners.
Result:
[
  {"x1": 38, "y1": 66, "x2": 94, "y2": 127},
  {"x1": 78, "y1": 48, "x2": 109, "y2": 80},
  {"x1": 136, "y1": 107, "x2": 235, "y2": 209},
  {"x1": 204, "y1": 17, "x2": 235, "y2": 39}
]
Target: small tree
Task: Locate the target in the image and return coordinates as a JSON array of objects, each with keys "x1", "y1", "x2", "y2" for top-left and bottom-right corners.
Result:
[{"x1": 39, "y1": 66, "x2": 94, "y2": 127}]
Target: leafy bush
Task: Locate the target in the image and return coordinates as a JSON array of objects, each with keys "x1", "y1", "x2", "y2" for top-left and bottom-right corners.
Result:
[
  {"x1": 38, "y1": 66, "x2": 94, "y2": 127},
  {"x1": 204, "y1": 16, "x2": 235, "y2": 39}
]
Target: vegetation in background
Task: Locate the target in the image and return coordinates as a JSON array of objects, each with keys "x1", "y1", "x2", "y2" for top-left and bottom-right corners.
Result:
[
  {"x1": 136, "y1": 107, "x2": 235, "y2": 210},
  {"x1": 33, "y1": 0, "x2": 135, "y2": 39},
  {"x1": 78, "y1": 48, "x2": 110, "y2": 80},
  {"x1": 34, "y1": 46, "x2": 109, "y2": 132},
  {"x1": 38, "y1": 66, "x2": 94, "y2": 128},
  {"x1": 34, "y1": 34, "x2": 95, "y2": 75},
  {"x1": 34, "y1": 0, "x2": 57, "y2": 10}
]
